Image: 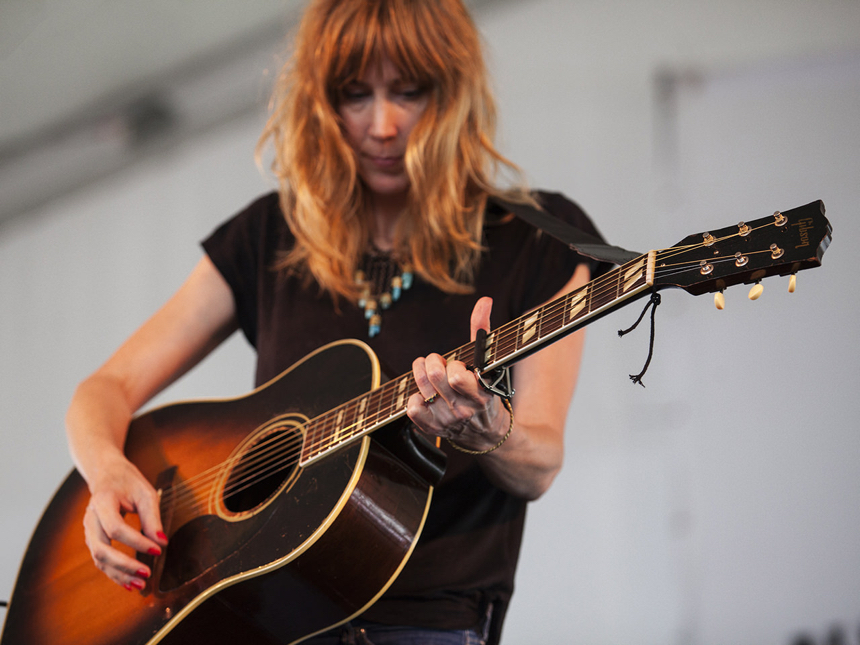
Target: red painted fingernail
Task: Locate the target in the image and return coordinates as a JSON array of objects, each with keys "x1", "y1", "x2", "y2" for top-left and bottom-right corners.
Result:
[
  {"x1": 129, "y1": 579, "x2": 146, "y2": 590},
  {"x1": 156, "y1": 531, "x2": 168, "y2": 542},
  {"x1": 137, "y1": 568, "x2": 150, "y2": 579},
  {"x1": 148, "y1": 547, "x2": 162, "y2": 556},
  {"x1": 123, "y1": 583, "x2": 134, "y2": 592}
]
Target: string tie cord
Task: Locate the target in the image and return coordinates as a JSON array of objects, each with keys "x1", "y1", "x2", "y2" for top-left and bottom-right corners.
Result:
[{"x1": 617, "y1": 291, "x2": 662, "y2": 387}]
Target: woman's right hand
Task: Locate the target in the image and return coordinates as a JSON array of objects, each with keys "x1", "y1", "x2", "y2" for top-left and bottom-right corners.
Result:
[
  {"x1": 82, "y1": 452, "x2": 168, "y2": 591},
  {"x1": 66, "y1": 256, "x2": 238, "y2": 589}
]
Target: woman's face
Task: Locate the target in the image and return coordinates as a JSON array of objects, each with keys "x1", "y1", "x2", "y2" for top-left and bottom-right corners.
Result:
[{"x1": 337, "y1": 57, "x2": 429, "y2": 205}]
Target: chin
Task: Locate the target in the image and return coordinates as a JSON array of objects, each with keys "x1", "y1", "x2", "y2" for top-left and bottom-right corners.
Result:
[{"x1": 363, "y1": 174, "x2": 411, "y2": 201}]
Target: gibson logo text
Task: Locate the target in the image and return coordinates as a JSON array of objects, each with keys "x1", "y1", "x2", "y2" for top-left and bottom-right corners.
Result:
[{"x1": 793, "y1": 217, "x2": 813, "y2": 249}]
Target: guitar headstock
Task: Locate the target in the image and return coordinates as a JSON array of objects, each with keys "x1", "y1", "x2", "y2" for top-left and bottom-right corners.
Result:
[{"x1": 653, "y1": 200, "x2": 831, "y2": 296}]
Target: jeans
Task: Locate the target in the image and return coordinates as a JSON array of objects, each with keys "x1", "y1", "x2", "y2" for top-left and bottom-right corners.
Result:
[{"x1": 301, "y1": 619, "x2": 487, "y2": 645}]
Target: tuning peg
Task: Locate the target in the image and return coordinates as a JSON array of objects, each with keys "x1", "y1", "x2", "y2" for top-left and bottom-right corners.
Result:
[
  {"x1": 789, "y1": 274, "x2": 796, "y2": 293},
  {"x1": 749, "y1": 282, "x2": 764, "y2": 300},
  {"x1": 714, "y1": 291, "x2": 725, "y2": 310}
]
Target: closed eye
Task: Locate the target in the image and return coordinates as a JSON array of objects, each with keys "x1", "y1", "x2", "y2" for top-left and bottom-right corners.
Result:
[
  {"x1": 394, "y1": 83, "x2": 427, "y2": 101},
  {"x1": 339, "y1": 83, "x2": 371, "y2": 103}
]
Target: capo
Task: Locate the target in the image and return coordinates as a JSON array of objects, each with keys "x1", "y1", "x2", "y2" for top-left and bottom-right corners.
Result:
[{"x1": 471, "y1": 328, "x2": 515, "y2": 401}]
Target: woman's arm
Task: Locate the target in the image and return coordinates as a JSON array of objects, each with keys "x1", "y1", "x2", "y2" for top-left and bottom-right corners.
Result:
[
  {"x1": 407, "y1": 262, "x2": 591, "y2": 500},
  {"x1": 66, "y1": 255, "x2": 238, "y2": 589}
]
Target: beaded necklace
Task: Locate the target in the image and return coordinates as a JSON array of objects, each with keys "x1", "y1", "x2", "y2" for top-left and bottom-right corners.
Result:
[{"x1": 355, "y1": 248, "x2": 413, "y2": 338}]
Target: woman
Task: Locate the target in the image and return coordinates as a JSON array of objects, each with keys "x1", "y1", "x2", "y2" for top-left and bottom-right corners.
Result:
[{"x1": 66, "y1": 0, "x2": 604, "y2": 643}]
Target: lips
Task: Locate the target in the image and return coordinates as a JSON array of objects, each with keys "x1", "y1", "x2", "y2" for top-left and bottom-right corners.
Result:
[{"x1": 364, "y1": 153, "x2": 402, "y2": 170}]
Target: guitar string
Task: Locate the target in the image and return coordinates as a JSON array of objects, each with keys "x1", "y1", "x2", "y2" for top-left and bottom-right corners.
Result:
[
  {"x1": 160, "y1": 372, "x2": 429, "y2": 511},
  {"x1": 293, "y1": 221, "x2": 781, "y2": 458},
  {"x1": 163, "y1": 237, "x2": 766, "y2": 515},
  {"x1": 164, "y1": 260, "x2": 741, "y2": 515},
  {"x1": 165, "y1": 255, "x2": 744, "y2": 512},
  {"x1": 228, "y1": 249, "x2": 641, "y2": 466},
  {"x1": 650, "y1": 247, "x2": 782, "y2": 279},
  {"x1": 164, "y1": 261, "x2": 671, "y2": 514},
  {"x1": 158, "y1": 266, "x2": 636, "y2": 512},
  {"x1": 161, "y1": 430, "x2": 305, "y2": 511},
  {"x1": 186, "y1": 255, "x2": 657, "y2": 510},
  {"x1": 160, "y1": 223, "x2": 782, "y2": 514}
]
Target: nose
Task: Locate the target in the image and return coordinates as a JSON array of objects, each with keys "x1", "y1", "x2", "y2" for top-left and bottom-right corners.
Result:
[{"x1": 369, "y1": 98, "x2": 398, "y2": 140}]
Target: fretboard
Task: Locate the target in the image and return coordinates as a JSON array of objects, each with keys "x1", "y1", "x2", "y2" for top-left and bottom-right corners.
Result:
[{"x1": 299, "y1": 250, "x2": 656, "y2": 466}]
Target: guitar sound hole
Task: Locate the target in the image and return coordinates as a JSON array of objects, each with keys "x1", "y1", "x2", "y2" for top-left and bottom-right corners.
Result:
[{"x1": 222, "y1": 426, "x2": 301, "y2": 514}]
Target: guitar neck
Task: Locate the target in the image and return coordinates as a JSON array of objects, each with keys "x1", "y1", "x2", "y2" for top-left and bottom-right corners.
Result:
[{"x1": 300, "y1": 251, "x2": 657, "y2": 466}]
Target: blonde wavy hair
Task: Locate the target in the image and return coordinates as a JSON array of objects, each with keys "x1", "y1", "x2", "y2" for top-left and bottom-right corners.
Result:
[{"x1": 258, "y1": 0, "x2": 528, "y2": 299}]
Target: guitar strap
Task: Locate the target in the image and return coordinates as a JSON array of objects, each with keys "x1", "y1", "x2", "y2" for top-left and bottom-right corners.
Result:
[{"x1": 488, "y1": 196, "x2": 641, "y2": 266}]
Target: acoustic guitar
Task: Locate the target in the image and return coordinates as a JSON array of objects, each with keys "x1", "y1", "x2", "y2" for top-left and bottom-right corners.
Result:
[{"x1": 0, "y1": 201, "x2": 831, "y2": 645}]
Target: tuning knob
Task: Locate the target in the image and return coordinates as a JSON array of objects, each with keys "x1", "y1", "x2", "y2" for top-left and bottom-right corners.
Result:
[
  {"x1": 714, "y1": 291, "x2": 725, "y2": 310},
  {"x1": 789, "y1": 274, "x2": 797, "y2": 293},
  {"x1": 748, "y1": 282, "x2": 764, "y2": 300}
]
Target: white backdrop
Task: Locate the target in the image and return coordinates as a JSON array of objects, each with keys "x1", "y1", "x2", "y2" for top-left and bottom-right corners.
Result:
[{"x1": 2, "y1": 1, "x2": 859, "y2": 644}]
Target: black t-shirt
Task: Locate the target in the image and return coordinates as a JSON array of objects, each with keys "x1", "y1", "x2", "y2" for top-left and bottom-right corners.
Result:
[{"x1": 202, "y1": 191, "x2": 606, "y2": 642}]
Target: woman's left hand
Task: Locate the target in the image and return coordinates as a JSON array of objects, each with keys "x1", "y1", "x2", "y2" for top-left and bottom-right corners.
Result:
[
  {"x1": 406, "y1": 297, "x2": 510, "y2": 452},
  {"x1": 403, "y1": 263, "x2": 591, "y2": 500}
]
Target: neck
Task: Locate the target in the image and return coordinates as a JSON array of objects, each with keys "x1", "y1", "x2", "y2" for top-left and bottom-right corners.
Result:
[{"x1": 369, "y1": 193, "x2": 407, "y2": 252}]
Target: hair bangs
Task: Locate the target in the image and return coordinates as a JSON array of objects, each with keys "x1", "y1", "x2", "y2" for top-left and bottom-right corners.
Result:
[
  {"x1": 323, "y1": 5, "x2": 379, "y2": 90},
  {"x1": 324, "y1": 0, "x2": 447, "y2": 94},
  {"x1": 375, "y1": 3, "x2": 448, "y2": 88}
]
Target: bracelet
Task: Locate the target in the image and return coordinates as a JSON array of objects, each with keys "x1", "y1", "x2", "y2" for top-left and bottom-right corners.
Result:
[{"x1": 448, "y1": 398, "x2": 513, "y2": 455}]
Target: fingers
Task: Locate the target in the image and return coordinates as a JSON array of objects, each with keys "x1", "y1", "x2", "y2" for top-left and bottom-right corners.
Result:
[
  {"x1": 406, "y1": 296, "x2": 499, "y2": 443},
  {"x1": 135, "y1": 485, "x2": 168, "y2": 548},
  {"x1": 83, "y1": 465, "x2": 168, "y2": 590},
  {"x1": 408, "y1": 352, "x2": 492, "y2": 436},
  {"x1": 84, "y1": 499, "x2": 153, "y2": 589},
  {"x1": 413, "y1": 354, "x2": 482, "y2": 407},
  {"x1": 96, "y1": 494, "x2": 163, "y2": 553},
  {"x1": 470, "y1": 296, "x2": 493, "y2": 342}
]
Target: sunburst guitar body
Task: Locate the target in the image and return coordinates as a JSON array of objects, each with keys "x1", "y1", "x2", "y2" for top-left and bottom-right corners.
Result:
[{"x1": 1, "y1": 340, "x2": 440, "y2": 645}]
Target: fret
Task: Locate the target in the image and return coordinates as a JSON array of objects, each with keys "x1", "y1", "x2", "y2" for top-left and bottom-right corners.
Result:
[
  {"x1": 405, "y1": 378, "x2": 420, "y2": 404},
  {"x1": 520, "y1": 310, "x2": 540, "y2": 347},
  {"x1": 473, "y1": 330, "x2": 498, "y2": 366},
  {"x1": 315, "y1": 410, "x2": 334, "y2": 452},
  {"x1": 484, "y1": 330, "x2": 497, "y2": 367},
  {"x1": 355, "y1": 396, "x2": 369, "y2": 436},
  {"x1": 331, "y1": 406, "x2": 347, "y2": 446},
  {"x1": 591, "y1": 264, "x2": 621, "y2": 312},
  {"x1": 452, "y1": 344, "x2": 470, "y2": 364},
  {"x1": 501, "y1": 322, "x2": 517, "y2": 361},
  {"x1": 538, "y1": 299, "x2": 563, "y2": 339},
  {"x1": 565, "y1": 286, "x2": 588, "y2": 326},
  {"x1": 622, "y1": 258, "x2": 646, "y2": 293},
  {"x1": 394, "y1": 376, "x2": 409, "y2": 413},
  {"x1": 370, "y1": 388, "x2": 386, "y2": 429},
  {"x1": 365, "y1": 389, "x2": 382, "y2": 430},
  {"x1": 377, "y1": 384, "x2": 394, "y2": 424},
  {"x1": 302, "y1": 410, "x2": 331, "y2": 462},
  {"x1": 304, "y1": 401, "x2": 350, "y2": 461},
  {"x1": 536, "y1": 304, "x2": 545, "y2": 344},
  {"x1": 302, "y1": 417, "x2": 320, "y2": 459},
  {"x1": 586, "y1": 276, "x2": 594, "y2": 315},
  {"x1": 342, "y1": 399, "x2": 363, "y2": 442},
  {"x1": 511, "y1": 319, "x2": 523, "y2": 353},
  {"x1": 385, "y1": 380, "x2": 402, "y2": 419}
]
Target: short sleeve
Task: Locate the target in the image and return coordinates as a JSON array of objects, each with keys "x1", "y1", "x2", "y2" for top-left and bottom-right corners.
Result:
[{"x1": 201, "y1": 192, "x2": 283, "y2": 347}]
